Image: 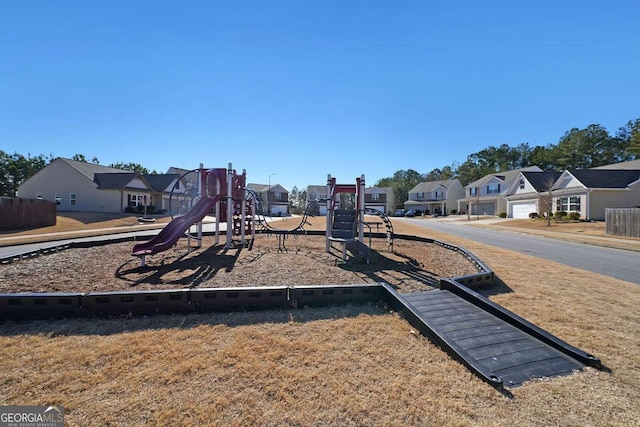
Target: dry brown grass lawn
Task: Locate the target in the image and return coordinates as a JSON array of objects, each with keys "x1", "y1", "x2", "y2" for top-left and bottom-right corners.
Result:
[
  {"x1": 2, "y1": 212, "x2": 167, "y2": 235},
  {"x1": 0, "y1": 215, "x2": 639, "y2": 426},
  {"x1": 0, "y1": 212, "x2": 172, "y2": 246},
  {"x1": 493, "y1": 218, "x2": 607, "y2": 236}
]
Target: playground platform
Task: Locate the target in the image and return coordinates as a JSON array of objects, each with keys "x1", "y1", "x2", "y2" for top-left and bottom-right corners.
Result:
[{"x1": 389, "y1": 286, "x2": 597, "y2": 387}]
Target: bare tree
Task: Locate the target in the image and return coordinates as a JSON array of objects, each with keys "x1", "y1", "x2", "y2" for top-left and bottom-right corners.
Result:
[{"x1": 539, "y1": 175, "x2": 557, "y2": 226}]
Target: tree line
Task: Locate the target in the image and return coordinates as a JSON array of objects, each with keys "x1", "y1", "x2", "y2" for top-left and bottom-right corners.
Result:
[
  {"x1": 2, "y1": 119, "x2": 639, "y2": 203},
  {"x1": 376, "y1": 119, "x2": 640, "y2": 208}
]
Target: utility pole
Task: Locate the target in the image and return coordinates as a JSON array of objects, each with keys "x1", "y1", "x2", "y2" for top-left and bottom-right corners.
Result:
[{"x1": 268, "y1": 173, "x2": 275, "y2": 216}]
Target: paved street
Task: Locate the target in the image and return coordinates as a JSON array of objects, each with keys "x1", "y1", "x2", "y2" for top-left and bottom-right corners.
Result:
[{"x1": 395, "y1": 217, "x2": 640, "y2": 285}]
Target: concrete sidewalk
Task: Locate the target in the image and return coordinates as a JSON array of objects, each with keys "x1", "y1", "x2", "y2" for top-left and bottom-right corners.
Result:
[{"x1": 0, "y1": 215, "x2": 295, "y2": 258}]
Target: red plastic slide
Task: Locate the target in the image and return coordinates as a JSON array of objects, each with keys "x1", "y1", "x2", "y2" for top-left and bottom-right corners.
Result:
[{"x1": 131, "y1": 194, "x2": 221, "y2": 257}]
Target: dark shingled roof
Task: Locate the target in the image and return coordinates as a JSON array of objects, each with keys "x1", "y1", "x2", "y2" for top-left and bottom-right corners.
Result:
[
  {"x1": 143, "y1": 174, "x2": 180, "y2": 192},
  {"x1": 568, "y1": 169, "x2": 640, "y2": 189},
  {"x1": 522, "y1": 171, "x2": 563, "y2": 191},
  {"x1": 93, "y1": 173, "x2": 138, "y2": 189}
]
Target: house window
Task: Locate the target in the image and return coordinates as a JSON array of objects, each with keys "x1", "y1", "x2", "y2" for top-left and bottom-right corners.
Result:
[
  {"x1": 417, "y1": 192, "x2": 424, "y2": 199},
  {"x1": 55, "y1": 193, "x2": 62, "y2": 205},
  {"x1": 434, "y1": 191, "x2": 443, "y2": 199},
  {"x1": 70, "y1": 193, "x2": 77, "y2": 206},
  {"x1": 557, "y1": 196, "x2": 581, "y2": 212},
  {"x1": 36, "y1": 193, "x2": 44, "y2": 200},
  {"x1": 469, "y1": 187, "x2": 478, "y2": 196},
  {"x1": 519, "y1": 179, "x2": 525, "y2": 189},
  {"x1": 128, "y1": 194, "x2": 147, "y2": 207},
  {"x1": 487, "y1": 183, "x2": 501, "y2": 194},
  {"x1": 371, "y1": 193, "x2": 380, "y2": 201},
  {"x1": 275, "y1": 192, "x2": 282, "y2": 200}
]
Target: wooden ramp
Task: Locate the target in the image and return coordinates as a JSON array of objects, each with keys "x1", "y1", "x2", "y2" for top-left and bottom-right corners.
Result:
[{"x1": 393, "y1": 287, "x2": 596, "y2": 387}]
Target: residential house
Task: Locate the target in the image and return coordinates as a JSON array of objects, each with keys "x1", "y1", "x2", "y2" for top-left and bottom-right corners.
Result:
[
  {"x1": 504, "y1": 171, "x2": 562, "y2": 218},
  {"x1": 405, "y1": 179, "x2": 465, "y2": 215},
  {"x1": 550, "y1": 169, "x2": 640, "y2": 220},
  {"x1": 305, "y1": 184, "x2": 395, "y2": 216},
  {"x1": 457, "y1": 166, "x2": 543, "y2": 216},
  {"x1": 17, "y1": 157, "x2": 181, "y2": 213},
  {"x1": 365, "y1": 186, "x2": 395, "y2": 215},
  {"x1": 306, "y1": 184, "x2": 328, "y2": 215},
  {"x1": 247, "y1": 183, "x2": 289, "y2": 216}
]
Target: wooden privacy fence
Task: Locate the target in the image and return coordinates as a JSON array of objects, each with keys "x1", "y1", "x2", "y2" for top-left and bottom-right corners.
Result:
[
  {"x1": 605, "y1": 208, "x2": 640, "y2": 238},
  {"x1": 0, "y1": 197, "x2": 56, "y2": 230}
]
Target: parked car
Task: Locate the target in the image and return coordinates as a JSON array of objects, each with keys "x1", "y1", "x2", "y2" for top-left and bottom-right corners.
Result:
[
  {"x1": 393, "y1": 209, "x2": 405, "y2": 217},
  {"x1": 405, "y1": 209, "x2": 422, "y2": 217}
]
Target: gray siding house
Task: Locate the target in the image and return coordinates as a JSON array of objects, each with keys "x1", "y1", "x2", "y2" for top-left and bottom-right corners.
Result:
[
  {"x1": 405, "y1": 179, "x2": 465, "y2": 215},
  {"x1": 247, "y1": 183, "x2": 289, "y2": 216},
  {"x1": 365, "y1": 186, "x2": 395, "y2": 215},
  {"x1": 504, "y1": 171, "x2": 562, "y2": 218},
  {"x1": 458, "y1": 166, "x2": 542, "y2": 216},
  {"x1": 551, "y1": 169, "x2": 640, "y2": 220}
]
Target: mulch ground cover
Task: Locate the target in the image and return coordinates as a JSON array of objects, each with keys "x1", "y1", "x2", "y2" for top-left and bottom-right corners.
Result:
[{"x1": 0, "y1": 234, "x2": 478, "y2": 294}]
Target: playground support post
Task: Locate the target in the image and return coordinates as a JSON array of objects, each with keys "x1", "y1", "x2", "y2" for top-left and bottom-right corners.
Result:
[
  {"x1": 187, "y1": 165, "x2": 203, "y2": 250},
  {"x1": 326, "y1": 174, "x2": 332, "y2": 252},
  {"x1": 214, "y1": 169, "x2": 222, "y2": 245},
  {"x1": 358, "y1": 174, "x2": 365, "y2": 242},
  {"x1": 196, "y1": 163, "x2": 204, "y2": 248},
  {"x1": 249, "y1": 189, "x2": 256, "y2": 242},
  {"x1": 240, "y1": 169, "x2": 247, "y2": 245},
  {"x1": 226, "y1": 163, "x2": 233, "y2": 249}
]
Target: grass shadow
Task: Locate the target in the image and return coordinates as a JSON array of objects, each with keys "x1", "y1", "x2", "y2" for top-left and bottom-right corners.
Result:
[{"x1": 0, "y1": 303, "x2": 387, "y2": 337}]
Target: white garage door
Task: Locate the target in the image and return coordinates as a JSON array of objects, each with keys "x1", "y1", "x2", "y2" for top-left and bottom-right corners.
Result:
[
  {"x1": 367, "y1": 205, "x2": 385, "y2": 214},
  {"x1": 510, "y1": 202, "x2": 537, "y2": 219},
  {"x1": 270, "y1": 205, "x2": 288, "y2": 215}
]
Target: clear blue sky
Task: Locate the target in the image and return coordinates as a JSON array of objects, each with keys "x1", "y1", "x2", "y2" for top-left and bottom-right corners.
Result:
[{"x1": 2, "y1": 1, "x2": 639, "y2": 191}]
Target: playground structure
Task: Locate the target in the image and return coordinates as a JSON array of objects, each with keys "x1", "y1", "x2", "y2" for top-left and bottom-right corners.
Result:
[
  {"x1": 130, "y1": 167, "x2": 395, "y2": 264},
  {"x1": 249, "y1": 172, "x2": 394, "y2": 257},
  {"x1": 325, "y1": 174, "x2": 394, "y2": 262},
  {"x1": 325, "y1": 174, "x2": 366, "y2": 251},
  {"x1": 131, "y1": 163, "x2": 255, "y2": 265},
  {"x1": 251, "y1": 173, "x2": 395, "y2": 259}
]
